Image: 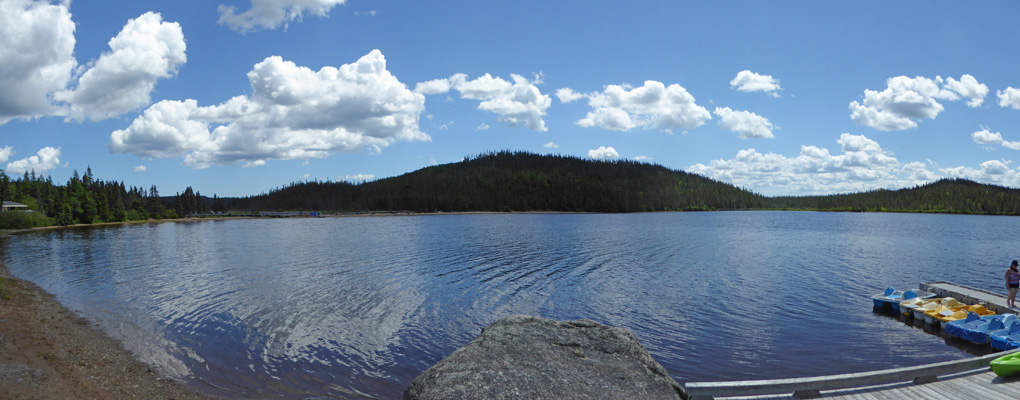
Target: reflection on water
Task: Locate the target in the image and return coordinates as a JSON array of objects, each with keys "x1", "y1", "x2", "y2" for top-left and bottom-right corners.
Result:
[
  {"x1": 871, "y1": 306, "x2": 996, "y2": 357},
  {"x1": 3, "y1": 212, "x2": 1018, "y2": 399}
]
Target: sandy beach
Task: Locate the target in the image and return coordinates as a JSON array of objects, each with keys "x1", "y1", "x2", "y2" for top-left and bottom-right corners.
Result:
[{"x1": 0, "y1": 257, "x2": 218, "y2": 400}]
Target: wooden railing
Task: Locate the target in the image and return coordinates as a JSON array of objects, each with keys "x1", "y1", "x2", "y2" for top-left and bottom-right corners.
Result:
[{"x1": 683, "y1": 348, "x2": 1018, "y2": 399}]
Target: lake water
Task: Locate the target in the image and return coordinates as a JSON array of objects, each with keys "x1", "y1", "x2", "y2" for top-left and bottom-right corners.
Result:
[{"x1": 2, "y1": 212, "x2": 1017, "y2": 399}]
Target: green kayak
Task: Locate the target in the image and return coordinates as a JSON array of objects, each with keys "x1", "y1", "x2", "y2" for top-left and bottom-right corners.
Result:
[{"x1": 990, "y1": 351, "x2": 1020, "y2": 378}]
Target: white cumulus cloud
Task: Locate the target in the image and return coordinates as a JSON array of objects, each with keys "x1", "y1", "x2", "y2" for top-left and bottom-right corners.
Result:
[
  {"x1": 0, "y1": 0, "x2": 76, "y2": 125},
  {"x1": 6, "y1": 146, "x2": 60, "y2": 174},
  {"x1": 57, "y1": 12, "x2": 186, "y2": 122},
  {"x1": 729, "y1": 70, "x2": 781, "y2": 97},
  {"x1": 998, "y1": 87, "x2": 1020, "y2": 110},
  {"x1": 0, "y1": 5, "x2": 187, "y2": 125},
  {"x1": 218, "y1": 0, "x2": 347, "y2": 32},
  {"x1": 688, "y1": 134, "x2": 915, "y2": 195},
  {"x1": 555, "y1": 88, "x2": 584, "y2": 103},
  {"x1": 849, "y1": 75, "x2": 988, "y2": 131},
  {"x1": 416, "y1": 73, "x2": 551, "y2": 131},
  {"x1": 692, "y1": 132, "x2": 1020, "y2": 195},
  {"x1": 0, "y1": 146, "x2": 12, "y2": 163},
  {"x1": 133, "y1": 165, "x2": 147, "y2": 172},
  {"x1": 939, "y1": 160, "x2": 1020, "y2": 188},
  {"x1": 972, "y1": 129, "x2": 1003, "y2": 146},
  {"x1": 588, "y1": 146, "x2": 619, "y2": 160},
  {"x1": 338, "y1": 173, "x2": 375, "y2": 182},
  {"x1": 972, "y1": 128, "x2": 1020, "y2": 150},
  {"x1": 414, "y1": 78, "x2": 451, "y2": 95},
  {"x1": 713, "y1": 107, "x2": 775, "y2": 139},
  {"x1": 567, "y1": 80, "x2": 711, "y2": 132},
  {"x1": 543, "y1": 141, "x2": 559, "y2": 149},
  {"x1": 940, "y1": 75, "x2": 988, "y2": 107},
  {"x1": 110, "y1": 50, "x2": 428, "y2": 169}
]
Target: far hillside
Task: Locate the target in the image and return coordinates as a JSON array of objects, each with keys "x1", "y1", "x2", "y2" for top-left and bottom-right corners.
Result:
[
  {"x1": 6, "y1": 152, "x2": 1020, "y2": 231},
  {"x1": 768, "y1": 178, "x2": 1020, "y2": 214},
  {"x1": 231, "y1": 151, "x2": 768, "y2": 213}
]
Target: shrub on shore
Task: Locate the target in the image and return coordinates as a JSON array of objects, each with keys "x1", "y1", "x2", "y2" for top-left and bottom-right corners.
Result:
[{"x1": 0, "y1": 211, "x2": 52, "y2": 230}]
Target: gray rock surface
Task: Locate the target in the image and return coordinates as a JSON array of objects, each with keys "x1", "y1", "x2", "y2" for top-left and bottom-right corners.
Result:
[{"x1": 404, "y1": 314, "x2": 687, "y2": 400}]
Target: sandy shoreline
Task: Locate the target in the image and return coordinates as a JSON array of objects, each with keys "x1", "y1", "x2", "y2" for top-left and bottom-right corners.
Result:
[{"x1": 0, "y1": 255, "x2": 219, "y2": 399}]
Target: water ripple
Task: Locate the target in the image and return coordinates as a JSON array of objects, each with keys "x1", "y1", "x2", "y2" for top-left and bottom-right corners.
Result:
[{"x1": 2, "y1": 212, "x2": 1015, "y2": 398}]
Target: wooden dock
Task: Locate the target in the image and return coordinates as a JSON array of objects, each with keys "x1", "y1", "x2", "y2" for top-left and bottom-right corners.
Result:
[
  {"x1": 684, "y1": 281, "x2": 1020, "y2": 399},
  {"x1": 692, "y1": 368, "x2": 1020, "y2": 399},
  {"x1": 921, "y1": 281, "x2": 1020, "y2": 316},
  {"x1": 685, "y1": 349, "x2": 1020, "y2": 399}
]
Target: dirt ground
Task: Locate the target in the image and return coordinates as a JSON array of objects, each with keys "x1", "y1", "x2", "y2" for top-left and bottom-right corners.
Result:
[{"x1": 0, "y1": 262, "x2": 219, "y2": 400}]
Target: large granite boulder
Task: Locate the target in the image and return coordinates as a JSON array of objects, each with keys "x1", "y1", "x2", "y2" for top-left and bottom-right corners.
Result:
[{"x1": 404, "y1": 315, "x2": 687, "y2": 400}]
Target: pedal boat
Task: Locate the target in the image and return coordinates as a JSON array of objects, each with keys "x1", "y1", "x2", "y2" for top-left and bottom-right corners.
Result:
[
  {"x1": 990, "y1": 320, "x2": 1020, "y2": 351},
  {"x1": 934, "y1": 304, "x2": 994, "y2": 329},
  {"x1": 946, "y1": 313, "x2": 1016, "y2": 344},
  {"x1": 921, "y1": 298, "x2": 965, "y2": 325},
  {"x1": 871, "y1": 287, "x2": 902, "y2": 310},
  {"x1": 990, "y1": 350, "x2": 1020, "y2": 378},
  {"x1": 914, "y1": 298, "x2": 957, "y2": 321},
  {"x1": 872, "y1": 288, "x2": 935, "y2": 313},
  {"x1": 901, "y1": 296, "x2": 942, "y2": 317}
]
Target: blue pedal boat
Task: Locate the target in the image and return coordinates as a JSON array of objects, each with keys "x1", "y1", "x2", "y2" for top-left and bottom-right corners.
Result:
[
  {"x1": 871, "y1": 288, "x2": 935, "y2": 313},
  {"x1": 990, "y1": 320, "x2": 1020, "y2": 351},
  {"x1": 947, "y1": 313, "x2": 1017, "y2": 344}
]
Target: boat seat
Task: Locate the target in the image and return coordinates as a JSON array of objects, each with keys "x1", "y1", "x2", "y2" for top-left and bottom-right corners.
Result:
[{"x1": 990, "y1": 315, "x2": 1018, "y2": 331}]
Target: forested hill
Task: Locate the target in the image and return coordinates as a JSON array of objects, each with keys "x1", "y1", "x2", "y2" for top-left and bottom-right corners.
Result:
[
  {"x1": 6, "y1": 153, "x2": 1020, "y2": 231},
  {"x1": 768, "y1": 178, "x2": 1020, "y2": 214},
  {"x1": 231, "y1": 151, "x2": 768, "y2": 213}
]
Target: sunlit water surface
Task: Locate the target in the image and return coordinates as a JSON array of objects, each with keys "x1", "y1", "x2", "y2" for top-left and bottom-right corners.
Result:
[{"x1": 3, "y1": 212, "x2": 1016, "y2": 398}]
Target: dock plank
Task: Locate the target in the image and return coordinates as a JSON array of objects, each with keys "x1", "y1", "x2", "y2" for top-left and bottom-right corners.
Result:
[
  {"x1": 962, "y1": 373, "x2": 1020, "y2": 398},
  {"x1": 935, "y1": 375, "x2": 986, "y2": 399},
  {"x1": 901, "y1": 383, "x2": 953, "y2": 400},
  {"x1": 712, "y1": 369, "x2": 1020, "y2": 399}
]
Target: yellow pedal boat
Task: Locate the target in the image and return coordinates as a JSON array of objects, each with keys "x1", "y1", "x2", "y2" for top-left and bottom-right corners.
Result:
[
  {"x1": 934, "y1": 304, "x2": 995, "y2": 329},
  {"x1": 920, "y1": 298, "x2": 963, "y2": 324},
  {"x1": 902, "y1": 297, "x2": 943, "y2": 318}
]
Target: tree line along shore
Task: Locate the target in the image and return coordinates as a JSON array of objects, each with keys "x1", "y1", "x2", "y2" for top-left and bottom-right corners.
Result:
[{"x1": 4, "y1": 151, "x2": 1020, "y2": 230}]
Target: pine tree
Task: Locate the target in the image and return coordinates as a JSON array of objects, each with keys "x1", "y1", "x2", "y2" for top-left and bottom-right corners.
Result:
[{"x1": 146, "y1": 185, "x2": 163, "y2": 217}]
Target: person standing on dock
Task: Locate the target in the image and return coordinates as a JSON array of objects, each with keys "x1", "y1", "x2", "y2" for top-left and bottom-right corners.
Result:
[{"x1": 1006, "y1": 260, "x2": 1020, "y2": 308}]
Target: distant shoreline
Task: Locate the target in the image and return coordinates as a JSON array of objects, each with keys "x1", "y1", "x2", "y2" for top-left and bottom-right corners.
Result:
[
  {"x1": 0, "y1": 210, "x2": 607, "y2": 235},
  {"x1": 7, "y1": 208, "x2": 1020, "y2": 235}
]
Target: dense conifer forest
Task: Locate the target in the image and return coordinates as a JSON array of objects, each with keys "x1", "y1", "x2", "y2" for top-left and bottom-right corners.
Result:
[
  {"x1": 0, "y1": 167, "x2": 224, "y2": 229},
  {"x1": 3, "y1": 151, "x2": 1020, "y2": 229},
  {"x1": 769, "y1": 178, "x2": 1020, "y2": 214},
  {"x1": 231, "y1": 151, "x2": 767, "y2": 213}
]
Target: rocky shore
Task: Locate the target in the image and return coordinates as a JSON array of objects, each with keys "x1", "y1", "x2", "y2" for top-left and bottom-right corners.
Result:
[{"x1": 0, "y1": 259, "x2": 217, "y2": 400}]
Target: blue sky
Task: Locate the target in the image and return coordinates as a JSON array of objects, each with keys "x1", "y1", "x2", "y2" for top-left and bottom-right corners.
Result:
[{"x1": 3, "y1": 1, "x2": 1020, "y2": 197}]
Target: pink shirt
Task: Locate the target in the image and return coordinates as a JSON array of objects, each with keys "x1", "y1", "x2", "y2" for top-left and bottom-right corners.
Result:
[{"x1": 1007, "y1": 268, "x2": 1020, "y2": 285}]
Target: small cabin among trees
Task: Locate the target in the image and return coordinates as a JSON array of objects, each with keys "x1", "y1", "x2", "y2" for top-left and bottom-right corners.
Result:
[{"x1": 2, "y1": 201, "x2": 28, "y2": 211}]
